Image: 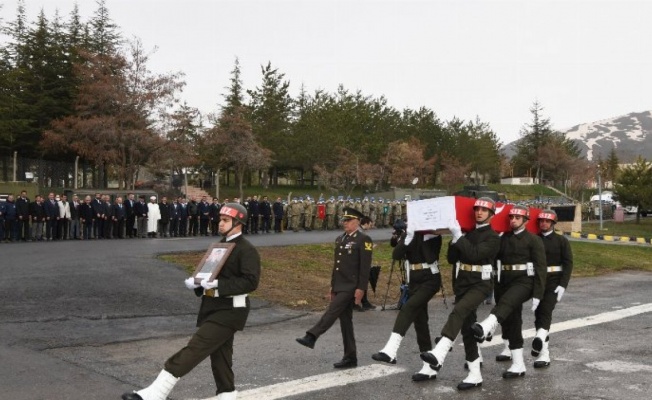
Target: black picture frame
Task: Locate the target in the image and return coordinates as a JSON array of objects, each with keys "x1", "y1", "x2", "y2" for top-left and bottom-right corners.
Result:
[{"x1": 193, "y1": 243, "x2": 235, "y2": 284}]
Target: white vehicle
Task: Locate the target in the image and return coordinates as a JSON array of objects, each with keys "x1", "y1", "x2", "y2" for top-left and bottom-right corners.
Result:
[{"x1": 590, "y1": 191, "x2": 615, "y2": 203}]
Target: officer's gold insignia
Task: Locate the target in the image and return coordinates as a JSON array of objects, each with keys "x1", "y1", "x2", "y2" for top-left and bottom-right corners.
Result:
[{"x1": 364, "y1": 242, "x2": 373, "y2": 251}]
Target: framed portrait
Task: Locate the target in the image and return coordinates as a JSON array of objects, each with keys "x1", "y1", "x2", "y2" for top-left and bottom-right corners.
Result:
[{"x1": 193, "y1": 243, "x2": 235, "y2": 284}]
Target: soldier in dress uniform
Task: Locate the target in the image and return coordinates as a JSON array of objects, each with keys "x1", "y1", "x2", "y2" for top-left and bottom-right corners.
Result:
[
  {"x1": 420, "y1": 197, "x2": 500, "y2": 390},
  {"x1": 531, "y1": 209, "x2": 573, "y2": 368},
  {"x1": 122, "y1": 203, "x2": 260, "y2": 400},
  {"x1": 296, "y1": 207, "x2": 373, "y2": 369},
  {"x1": 372, "y1": 223, "x2": 443, "y2": 382},
  {"x1": 471, "y1": 205, "x2": 546, "y2": 380}
]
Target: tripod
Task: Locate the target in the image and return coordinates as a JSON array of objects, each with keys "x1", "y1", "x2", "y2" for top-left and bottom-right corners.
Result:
[{"x1": 381, "y1": 258, "x2": 408, "y2": 311}]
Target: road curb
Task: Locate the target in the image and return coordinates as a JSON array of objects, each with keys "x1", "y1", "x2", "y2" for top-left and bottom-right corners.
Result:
[{"x1": 562, "y1": 230, "x2": 652, "y2": 244}]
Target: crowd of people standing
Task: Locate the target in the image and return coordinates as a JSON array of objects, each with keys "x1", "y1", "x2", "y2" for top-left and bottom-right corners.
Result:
[{"x1": 0, "y1": 191, "x2": 409, "y2": 243}]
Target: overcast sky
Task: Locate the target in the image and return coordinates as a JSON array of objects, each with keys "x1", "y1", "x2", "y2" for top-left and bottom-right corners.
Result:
[{"x1": 2, "y1": 0, "x2": 651, "y2": 145}]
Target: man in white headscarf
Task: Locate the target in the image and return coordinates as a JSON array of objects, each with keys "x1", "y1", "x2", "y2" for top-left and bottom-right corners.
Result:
[{"x1": 147, "y1": 196, "x2": 161, "y2": 238}]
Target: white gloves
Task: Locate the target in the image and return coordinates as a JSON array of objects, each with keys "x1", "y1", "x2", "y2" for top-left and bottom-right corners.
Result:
[
  {"x1": 531, "y1": 298, "x2": 540, "y2": 311},
  {"x1": 404, "y1": 230, "x2": 414, "y2": 246},
  {"x1": 554, "y1": 286, "x2": 565, "y2": 302},
  {"x1": 201, "y1": 278, "x2": 218, "y2": 290},
  {"x1": 449, "y1": 220, "x2": 463, "y2": 243},
  {"x1": 184, "y1": 277, "x2": 200, "y2": 290}
]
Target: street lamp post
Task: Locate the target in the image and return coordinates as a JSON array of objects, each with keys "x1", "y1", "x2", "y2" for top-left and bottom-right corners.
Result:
[{"x1": 598, "y1": 165, "x2": 603, "y2": 230}]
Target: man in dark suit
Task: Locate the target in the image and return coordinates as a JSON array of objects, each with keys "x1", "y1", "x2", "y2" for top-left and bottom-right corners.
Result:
[
  {"x1": 102, "y1": 195, "x2": 113, "y2": 239},
  {"x1": 296, "y1": 207, "x2": 373, "y2": 369},
  {"x1": 272, "y1": 197, "x2": 284, "y2": 233},
  {"x1": 112, "y1": 196, "x2": 126, "y2": 239},
  {"x1": 43, "y1": 192, "x2": 59, "y2": 241},
  {"x1": 169, "y1": 198, "x2": 179, "y2": 237},
  {"x1": 91, "y1": 193, "x2": 104, "y2": 239},
  {"x1": 208, "y1": 197, "x2": 221, "y2": 236},
  {"x1": 124, "y1": 193, "x2": 137, "y2": 238},
  {"x1": 16, "y1": 190, "x2": 30, "y2": 241},
  {"x1": 188, "y1": 196, "x2": 199, "y2": 236},
  {"x1": 248, "y1": 195, "x2": 260, "y2": 234},
  {"x1": 158, "y1": 197, "x2": 171, "y2": 238},
  {"x1": 178, "y1": 197, "x2": 189, "y2": 237},
  {"x1": 260, "y1": 196, "x2": 272, "y2": 233},
  {"x1": 69, "y1": 195, "x2": 82, "y2": 239},
  {"x1": 79, "y1": 195, "x2": 94, "y2": 240},
  {"x1": 134, "y1": 195, "x2": 148, "y2": 238},
  {"x1": 30, "y1": 195, "x2": 46, "y2": 241},
  {"x1": 198, "y1": 195, "x2": 210, "y2": 236},
  {"x1": 122, "y1": 203, "x2": 260, "y2": 400}
]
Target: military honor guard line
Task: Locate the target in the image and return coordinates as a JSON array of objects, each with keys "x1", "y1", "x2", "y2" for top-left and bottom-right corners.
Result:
[{"x1": 21, "y1": 193, "x2": 565, "y2": 399}]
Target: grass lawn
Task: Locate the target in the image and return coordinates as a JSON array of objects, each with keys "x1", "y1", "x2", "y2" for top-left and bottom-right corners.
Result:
[
  {"x1": 160, "y1": 237, "x2": 652, "y2": 312},
  {"x1": 582, "y1": 217, "x2": 652, "y2": 238}
]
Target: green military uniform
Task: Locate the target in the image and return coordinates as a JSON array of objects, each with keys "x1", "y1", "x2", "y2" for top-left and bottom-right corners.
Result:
[
  {"x1": 305, "y1": 229, "x2": 373, "y2": 362},
  {"x1": 391, "y1": 232, "x2": 442, "y2": 351},
  {"x1": 493, "y1": 228, "x2": 546, "y2": 350},
  {"x1": 362, "y1": 198, "x2": 370, "y2": 217},
  {"x1": 164, "y1": 234, "x2": 261, "y2": 395},
  {"x1": 369, "y1": 199, "x2": 377, "y2": 226},
  {"x1": 303, "y1": 199, "x2": 313, "y2": 231},
  {"x1": 326, "y1": 199, "x2": 336, "y2": 230},
  {"x1": 290, "y1": 200, "x2": 302, "y2": 232},
  {"x1": 443, "y1": 224, "x2": 500, "y2": 361}
]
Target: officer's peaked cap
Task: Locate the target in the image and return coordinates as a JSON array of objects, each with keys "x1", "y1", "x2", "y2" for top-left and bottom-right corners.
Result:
[{"x1": 341, "y1": 207, "x2": 364, "y2": 221}]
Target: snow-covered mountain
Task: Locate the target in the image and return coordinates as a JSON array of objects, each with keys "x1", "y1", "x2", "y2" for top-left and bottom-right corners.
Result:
[{"x1": 503, "y1": 110, "x2": 652, "y2": 162}]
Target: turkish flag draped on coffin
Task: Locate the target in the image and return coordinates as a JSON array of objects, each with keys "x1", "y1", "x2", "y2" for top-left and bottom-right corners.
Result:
[{"x1": 406, "y1": 196, "x2": 541, "y2": 235}]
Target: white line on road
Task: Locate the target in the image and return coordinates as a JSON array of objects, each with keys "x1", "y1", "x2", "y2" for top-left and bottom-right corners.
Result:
[
  {"x1": 192, "y1": 303, "x2": 651, "y2": 400},
  {"x1": 479, "y1": 303, "x2": 652, "y2": 348},
  {"x1": 197, "y1": 364, "x2": 406, "y2": 400}
]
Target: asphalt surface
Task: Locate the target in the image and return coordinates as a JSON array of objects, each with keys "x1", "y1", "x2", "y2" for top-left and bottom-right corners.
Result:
[{"x1": 0, "y1": 229, "x2": 651, "y2": 400}]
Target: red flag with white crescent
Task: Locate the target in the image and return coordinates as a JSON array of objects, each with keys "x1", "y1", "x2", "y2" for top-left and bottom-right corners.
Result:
[{"x1": 406, "y1": 196, "x2": 541, "y2": 235}]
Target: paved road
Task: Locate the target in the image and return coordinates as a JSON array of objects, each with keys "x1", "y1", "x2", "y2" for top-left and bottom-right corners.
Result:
[{"x1": 1, "y1": 230, "x2": 651, "y2": 400}]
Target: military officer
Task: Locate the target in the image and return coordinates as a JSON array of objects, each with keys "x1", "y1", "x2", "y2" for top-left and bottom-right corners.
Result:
[
  {"x1": 296, "y1": 207, "x2": 373, "y2": 369},
  {"x1": 373, "y1": 224, "x2": 443, "y2": 382},
  {"x1": 531, "y1": 209, "x2": 573, "y2": 368},
  {"x1": 472, "y1": 205, "x2": 546, "y2": 380},
  {"x1": 420, "y1": 197, "x2": 500, "y2": 390},
  {"x1": 122, "y1": 203, "x2": 260, "y2": 400}
]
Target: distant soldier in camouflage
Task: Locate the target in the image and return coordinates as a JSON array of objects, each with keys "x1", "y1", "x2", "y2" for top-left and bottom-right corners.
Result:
[
  {"x1": 326, "y1": 197, "x2": 336, "y2": 230},
  {"x1": 354, "y1": 198, "x2": 363, "y2": 214},
  {"x1": 304, "y1": 197, "x2": 314, "y2": 231},
  {"x1": 290, "y1": 198, "x2": 302, "y2": 232},
  {"x1": 336, "y1": 197, "x2": 345, "y2": 229},
  {"x1": 380, "y1": 198, "x2": 390, "y2": 228},
  {"x1": 369, "y1": 197, "x2": 377, "y2": 227},
  {"x1": 362, "y1": 197, "x2": 371, "y2": 218}
]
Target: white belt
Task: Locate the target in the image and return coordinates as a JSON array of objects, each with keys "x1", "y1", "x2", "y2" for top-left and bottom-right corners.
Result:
[
  {"x1": 547, "y1": 266, "x2": 563, "y2": 272},
  {"x1": 404, "y1": 261, "x2": 439, "y2": 283},
  {"x1": 203, "y1": 291, "x2": 248, "y2": 308}
]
